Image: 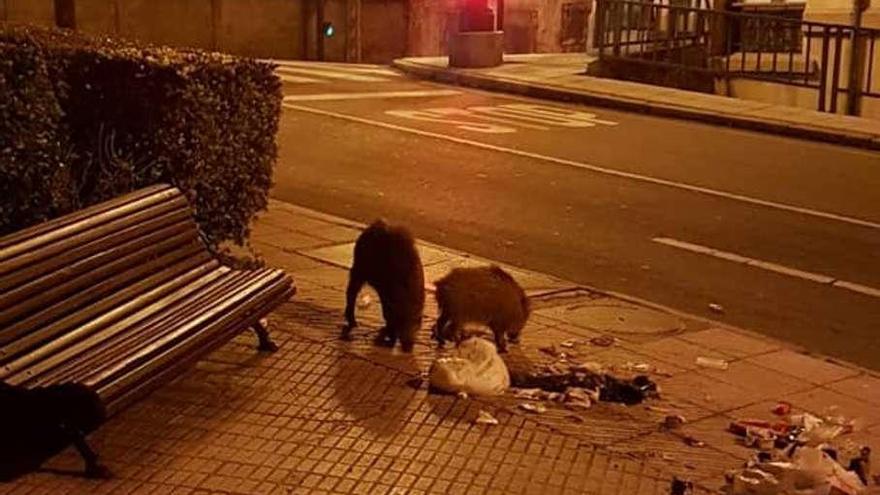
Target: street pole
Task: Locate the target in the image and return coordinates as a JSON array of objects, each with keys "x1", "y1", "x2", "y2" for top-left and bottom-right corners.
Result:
[
  {"x1": 317, "y1": 0, "x2": 325, "y2": 61},
  {"x1": 845, "y1": 0, "x2": 869, "y2": 116},
  {"x1": 497, "y1": 0, "x2": 505, "y2": 31}
]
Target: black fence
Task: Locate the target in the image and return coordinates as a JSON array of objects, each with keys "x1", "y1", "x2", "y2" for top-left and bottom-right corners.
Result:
[{"x1": 593, "y1": 0, "x2": 880, "y2": 115}]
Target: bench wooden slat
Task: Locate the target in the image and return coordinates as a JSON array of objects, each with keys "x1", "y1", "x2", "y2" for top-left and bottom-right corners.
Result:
[
  {"x1": 0, "y1": 185, "x2": 180, "y2": 258},
  {"x1": 0, "y1": 206, "x2": 193, "y2": 285},
  {"x1": 0, "y1": 248, "x2": 213, "y2": 352},
  {"x1": 25, "y1": 270, "x2": 259, "y2": 387},
  {"x1": 93, "y1": 271, "x2": 291, "y2": 402},
  {"x1": 102, "y1": 286, "x2": 295, "y2": 416},
  {"x1": 0, "y1": 264, "x2": 230, "y2": 382},
  {"x1": 0, "y1": 226, "x2": 201, "y2": 327},
  {"x1": 40, "y1": 270, "x2": 287, "y2": 389}
]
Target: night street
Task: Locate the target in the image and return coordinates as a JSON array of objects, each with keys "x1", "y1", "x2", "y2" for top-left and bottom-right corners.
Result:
[{"x1": 272, "y1": 61, "x2": 880, "y2": 369}]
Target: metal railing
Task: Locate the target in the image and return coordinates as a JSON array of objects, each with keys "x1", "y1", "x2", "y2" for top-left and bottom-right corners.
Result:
[{"x1": 593, "y1": 0, "x2": 880, "y2": 115}]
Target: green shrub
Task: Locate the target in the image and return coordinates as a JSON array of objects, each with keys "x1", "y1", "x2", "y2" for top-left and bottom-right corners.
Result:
[
  {"x1": 0, "y1": 25, "x2": 282, "y2": 247},
  {"x1": 0, "y1": 40, "x2": 73, "y2": 236}
]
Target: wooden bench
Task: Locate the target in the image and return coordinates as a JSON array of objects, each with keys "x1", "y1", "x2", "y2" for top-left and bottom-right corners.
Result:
[{"x1": 0, "y1": 184, "x2": 295, "y2": 476}]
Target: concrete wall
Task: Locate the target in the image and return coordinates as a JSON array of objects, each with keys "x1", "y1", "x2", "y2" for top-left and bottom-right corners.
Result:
[
  {"x1": 727, "y1": 78, "x2": 880, "y2": 119},
  {"x1": 75, "y1": 0, "x2": 116, "y2": 35},
  {"x1": 217, "y1": 0, "x2": 303, "y2": 59},
  {"x1": 118, "y1": 0, "x2": 214, "y2": 50},
  {"x1": 2, "y1": 0, "x2": 303, "y2": 59},
  {"x1": 408, "y1": 0, "x2": 461, "y2": 56},
  {"x1": 360, "y1": 0, "x2": 409, "y2": 62},
  {"x1": 5, "y1": 0, "x2": 55, "y2": 27},
  {"x1": 503, "y1": 0, "x2": 591, "y2": 53}
]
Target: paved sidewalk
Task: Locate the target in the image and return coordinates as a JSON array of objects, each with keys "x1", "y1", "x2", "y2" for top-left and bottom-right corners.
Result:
[
  {"x1": 392, "y1": 53, "x2": 880, "y2": 150},
  {"x1": 8, "y1": 199, "x2": 879, "y2": 495}
]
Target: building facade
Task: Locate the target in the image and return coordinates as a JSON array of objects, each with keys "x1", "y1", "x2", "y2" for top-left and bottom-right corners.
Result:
[{"x1": 0, "y1": 0, "x2": 592, "y2": 62}]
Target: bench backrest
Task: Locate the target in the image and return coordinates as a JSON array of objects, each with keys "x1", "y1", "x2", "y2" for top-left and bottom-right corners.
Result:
[{"x1": 0, "y1": 185, "x2": 218, "y2": 381}]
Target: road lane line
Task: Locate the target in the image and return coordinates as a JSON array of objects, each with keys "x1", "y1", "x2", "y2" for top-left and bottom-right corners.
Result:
[
  {"x1": 278, "y1": 74, "x2": 321, "y2": 84},
  {"x1": 283, "y1": 90, "x2": 461, "y2": 102},
  {"x1": 276, "y1": 66, "x2": 388, "y2": 82},
  {"x1": 282, "y1": 103, "x2": 880, "y2": 231},
  {"x1": 267, "y1": 59, "x2": 401, "y2": 76},
  {"x1": 652, "y1": 236, "x2": 880, "y2": 299}
]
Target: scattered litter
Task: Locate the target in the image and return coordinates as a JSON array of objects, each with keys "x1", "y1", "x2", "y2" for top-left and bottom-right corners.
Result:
[
  {"x1": 457, "y1": 391, "x2": 469, "y2": 400},
  {"x1": 724, "y1": 404, "x2": 873, "y2": 495},
  {"x1": 564, "y1": 388, "x2": 594, "y2": 410},
  {"x1": 647, "y1": 405, "x2": 672, "y2": 414},
  {"x1": 847, "y1": 446, "x2": 871, "y2": 486},
  {"x1": 663, "y1": 415, "x2": 687, "y2": 430},
  {"x1": 513, "y1": 388, "x2": 544, "y2": 401},
  {"x1": 539, "y1": 345, "x2": 563, "y2": 358},
  {"x1": 428, "y1": 337, "x2": 510, "y2": 396},
  {"x1": 600, "y1": 375, "x2": 658, "y2": 406},
  {"x1": 475, "y1": 410, "x2": 499, "y2": 426},
  {"x1": 670, "y1": 477, "x2": 694, "y2": 495},
  {"x1": 510, "y1": 357, "x2": 659, "y2": 406},
  {"x1": 683, "y1": 435, "x2": 706, "y2": 448},
  {"x1": 695, "y1": 356, "x2": 729, "y2": 370},
  {"x1": 772, "y1": 401, "x2": 792, "y2": 416},
  {"x1": 621, "y1": 362, "x2": 652, "y2": 373},
  {"x1": 560, "y1": 340, "x2": 576, "y2": 348},
  {"x1": 519, "y1": 403, "x2": 547, "y2": 414},
  {"x1": 590, "y1": 335, "x2": 616, "y2": 347},
  {"x1": 357, "y1": 294, "x2": 372, "y2": 309},
  {"x1": 708, "y1": 303, "x2": 725, "y2": 314},
  {"x1": 725, "y1": 446, "x2": 867, "y2": 495},
  {"x1": 572, "y1": 361, "x2": 606, "y2": 374}
]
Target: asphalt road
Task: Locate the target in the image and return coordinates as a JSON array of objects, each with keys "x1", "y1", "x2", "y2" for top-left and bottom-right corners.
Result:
[{"x1": 270, "y1": 61, "x2": 880, "y2": 369}]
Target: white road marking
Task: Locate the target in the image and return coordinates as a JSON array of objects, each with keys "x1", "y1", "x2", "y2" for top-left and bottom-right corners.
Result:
[
  {"x1": 384, "y1": 109, "x2": 517, "y2": 133},
  {"x1": 427, "y1": 108, "x2": 551, "y2": 130},
  {"x1": 386, "y1": 103, "x2": 618, "y2": 133},
  {"x1": 271, "y1": 60, "x2": 401, "y2": 77},
  {"x1": 652, "y1": 237, "x2": 880, "y2": 298},
  {"x1": 278, "y1": 74, "x2": 321, "y2": 84},
  {"x1": 282, "y1": 103, "x2": 880, "y2": 231},
  {"x1": 275, "y1": 65, "x2": 388, "y2": 82},
  {"x1": 283, "y1": 90, "x2": 461, "y2": 102}
]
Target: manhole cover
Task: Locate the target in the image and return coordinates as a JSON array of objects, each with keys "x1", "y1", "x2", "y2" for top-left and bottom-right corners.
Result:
[{"x1": 547, "y1": 301, "x2": 684, "y2": 337}]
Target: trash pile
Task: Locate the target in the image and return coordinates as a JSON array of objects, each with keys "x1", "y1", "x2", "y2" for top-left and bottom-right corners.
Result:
[
  {"x1": 509, "y1": 357, "x2": 659, "y2": 409},
  {"x1": 724, "y1": 403, "x2": 875, "y2": 495},
  {"x1": 428, "y1": 337, "x2": 510, "y2": 397}
]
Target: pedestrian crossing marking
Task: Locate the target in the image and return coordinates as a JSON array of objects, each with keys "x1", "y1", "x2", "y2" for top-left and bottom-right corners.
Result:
[
  {"x1": 276, "y1": 65, "x2": 389, "y2": 82},
  {"x1": 385, "y1": 104, "x2": 619, "y2": 133}
]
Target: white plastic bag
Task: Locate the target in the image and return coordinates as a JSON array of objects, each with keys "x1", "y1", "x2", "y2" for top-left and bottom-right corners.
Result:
[{"x1": 429, "y1": 337, "x2": 510, "y2": 396}]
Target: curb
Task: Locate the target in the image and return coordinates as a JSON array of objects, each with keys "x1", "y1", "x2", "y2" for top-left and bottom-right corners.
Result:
[
  {"x1": 269, "y1": 199, "x2": 880, "y2": 379},
  {"x1": 392, "y1": 59, "x2": 880, "y2": 152}
]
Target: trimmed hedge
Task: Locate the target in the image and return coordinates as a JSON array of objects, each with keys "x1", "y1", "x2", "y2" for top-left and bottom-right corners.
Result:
[
  {"x1": 0, "y1": 41, "x2": 73, "y2": 233},
  {"x1": 0, "y1": 25, "x2": 283, "y2": 247}
]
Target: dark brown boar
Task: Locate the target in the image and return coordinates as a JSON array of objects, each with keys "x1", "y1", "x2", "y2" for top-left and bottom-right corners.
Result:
[{"x1": 341, "y1": 219, "x2": 425, "y2": 352}]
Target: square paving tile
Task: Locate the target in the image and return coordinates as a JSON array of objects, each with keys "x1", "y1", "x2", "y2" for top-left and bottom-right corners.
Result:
[
  {"x1": 747, "y1": 350, "x2": 861, "y2": 386},
  {"x1": 679, "y1": 328, "x2": 781, "y2": 358},
  {"x1": 826, "y1": 374, "x2": 880, "y2": 407}
]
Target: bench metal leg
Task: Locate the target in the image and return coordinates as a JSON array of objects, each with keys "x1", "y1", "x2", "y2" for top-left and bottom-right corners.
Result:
[{"x1": 252, "y1": 320, "x2": 278, "y2": 352}]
